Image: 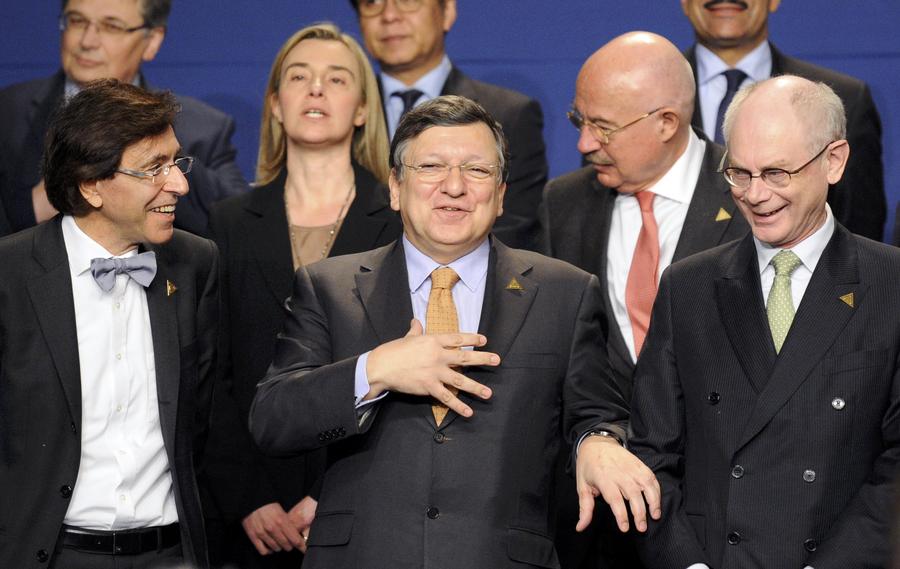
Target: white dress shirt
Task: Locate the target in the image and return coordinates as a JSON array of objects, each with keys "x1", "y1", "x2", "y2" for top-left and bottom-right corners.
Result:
[
  {"x1": 61, "y1": 216, "x2": 177, "y2": 530},
  {"x1": 606, "y1": 131, "x2": 706, "y2": 362},
  {"x1": 695, "y1": 41, "x2": 772, "y2": 139},
  {"x1": 381, "y1": 55, "x2": 453, "y2": 138}
]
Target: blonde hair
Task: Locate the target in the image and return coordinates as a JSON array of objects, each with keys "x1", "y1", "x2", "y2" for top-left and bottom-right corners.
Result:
[{"x1": 255, "y1": 23, "x2": 389, "y2": 185}]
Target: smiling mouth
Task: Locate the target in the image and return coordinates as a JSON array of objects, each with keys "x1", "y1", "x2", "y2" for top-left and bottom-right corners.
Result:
[
  {"x1": 755, "y1": 205, "x2": 786, "y2": 218},
  {"x1": 305, "y1": 109, "x2": 326, "y2": 117},
  {"x1": 150, "y1": 205, "x2": 176, "y2": 214}
]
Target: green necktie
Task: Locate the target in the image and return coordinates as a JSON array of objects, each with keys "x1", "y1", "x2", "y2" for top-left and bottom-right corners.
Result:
[{"x1": 767, "y1": 250, "x2": 803, "y2": 353}]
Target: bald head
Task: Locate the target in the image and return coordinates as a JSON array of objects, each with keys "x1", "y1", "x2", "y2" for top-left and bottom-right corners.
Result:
[{"x1": 577, "y1": 31, "x2": 696, "y2": 125}]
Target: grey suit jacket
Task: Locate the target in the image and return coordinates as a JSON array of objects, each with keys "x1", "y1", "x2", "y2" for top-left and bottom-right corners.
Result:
[
  {"x1": 541, "y1": 136, "x2": 748, "y2": 401},
  {"x1": 0, "y1": 217, "x2": 219, "y2": 568},
  {"x1": 249, "y1": 238, "x2": 628, "y2": 569},
  {"x1": 686, "y1": 43, "x2": 885, "y2": 241},
  {"x1": 0, "y1": 71, "x2": 248, "y2": 237},
  {"x1": 630, "y1": 225, "x2": 900, "y2": 568}
]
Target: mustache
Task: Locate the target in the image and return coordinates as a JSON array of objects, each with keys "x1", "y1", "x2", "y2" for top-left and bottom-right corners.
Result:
[
  {"x1": 584, "y1": 152, "x2": 614, "y2": 167},
  {"x1": 703, "y1": 0, "x2": 748, "y2": 9}
]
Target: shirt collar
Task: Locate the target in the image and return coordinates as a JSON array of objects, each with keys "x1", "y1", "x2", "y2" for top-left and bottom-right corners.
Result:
[
  {"x1": 695, "y1": 40, "x2": 772, "y2": 86},
  {"x1": 640, "y1": 129, "x2": 706, "y2": 205},
  {"x1": 381, "y1": 55, "x2": 452, "y2": 100},
  {"x1": 62, "y1": 215, "x2": 139, "y2": 277},
  {"x1": 403, "y1": 234, "x2": 490, "y2": 294},
  {"x1": 754, "y1": 204, "x2": 835, "y2": 275}
]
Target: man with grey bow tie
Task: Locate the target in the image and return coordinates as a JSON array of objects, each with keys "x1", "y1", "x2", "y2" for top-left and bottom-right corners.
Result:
[{"x1": 0, "y1": 78, "x2": 219, "y2": 569}]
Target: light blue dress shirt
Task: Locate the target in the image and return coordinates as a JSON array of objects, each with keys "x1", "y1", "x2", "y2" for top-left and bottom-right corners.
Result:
[{"x1": 381, "y1": 55, "x2": 453, "y2": 138}]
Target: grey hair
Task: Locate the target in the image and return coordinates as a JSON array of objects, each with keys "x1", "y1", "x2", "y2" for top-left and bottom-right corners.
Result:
[
  {"x1": 723, "y1": 76, "x2": 846, "y2": 153},
  {"x1": 62, "y1": 0, "x2": 171, "y2": 28},
  {"x1": 390, "y1": 95, "x2": 509, "y2": 183}
]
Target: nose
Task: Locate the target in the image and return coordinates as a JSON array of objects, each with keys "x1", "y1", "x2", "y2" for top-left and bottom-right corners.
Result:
[
  {"x1": 740, "y1": 176, "x2": 770, "y2": 205},
  {"x1": 441, "y1": 166, "x2": 466, "y2": 197},
  {"x1": 309, "y1": 75, "x2": 323, "y2": 96},
  {"x1": 576, "y1": 126, "x2": 601, "y2": 156},
  {"x1": 77, "y1": 22, "x2": 102, "y2": 49},
  {"x1": 163, "y1": 167, "x2": 190, "y2": 197},
  {"x1": 381, "y1": 0, "x2": 401, "y2": 20}
]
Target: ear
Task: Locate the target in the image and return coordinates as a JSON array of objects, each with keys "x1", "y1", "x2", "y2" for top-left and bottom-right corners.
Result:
[
  {"x1": 494, "y1": 181, "x2": 506, "y2": 217},
  {"x1": 442, "y1": 0, "x2": 457, "y2": 33},
  {"x1": 79, "y1": 180, "x2": 103, "y2": 209},
  {"x1": 825, "y1": 139, "x2": 849, "y2": 185},
  {"x1": 658, "y1": 108, "x2": 681, "y2": 143},
  {"x1": 388, "y1": 170, "x2": 402, "y2": 212},
  {"x1": 680, "y1": 0, "x2": 689, "y2": 15},
  {"x1": 354, "y1": 103, "x2": 367, "y2": 128},
  {"x1": 769, "y1": 0, "x2": 781, "y2": 13},
  {"x1": 141, "y1": 27, "x2": 165, "y2": 63},
  {"x1": 270, "y1": 91, "x2": 284, "y2": 124}
]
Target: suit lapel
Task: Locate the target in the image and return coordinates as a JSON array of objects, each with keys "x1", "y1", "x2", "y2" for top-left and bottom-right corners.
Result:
[
  {"x1": 673, "y1": 138, "x2": 742, "y2": 261},
  {"x1": 735, "y1": 226, "x2": 862, "y2": 453},
  {"x1": 715, "y1": 235, "x2": 775, "y2": 393},
  {"x1": 685, "y1": 46, "x2": 704, "y2": 132},
  {"x1": 27, "y1": 218, "x2": 82, "y2": 423},
  {"x1": 245, "y1": 172, "x2": 295, "y2": 306},
  {"x1": 145, "y1": 246, "x2": 181, "y2": 451},
  {"x1": 354, "y1": 241, "x2": 414, "y2": 345}
]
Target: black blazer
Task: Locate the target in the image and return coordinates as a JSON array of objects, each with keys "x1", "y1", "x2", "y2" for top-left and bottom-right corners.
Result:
[
  {"x1": 381, "y1": 66, "x2": 548, "y2": 251},
  {"x1": 202, "y1": 162, "x2": 401, "y2": 524},
  {"x1": 542, "y1": 136, "x2": 748, "y2": 401},
  {"x1": 686, "y1": 43, "x2": 885, "y2": 241},
  {"x1": 630, "y1": 225, "x2": 900, "y2": 568},
  {"x1": 249, "y1": 239, "x2": 627, "y2": 569},
  {"x1": 0, "y1": 217, "x2": 219, "y2": 569},
  {"x1": 0, "y1": 71, "x2": 249, "y2": 237}
]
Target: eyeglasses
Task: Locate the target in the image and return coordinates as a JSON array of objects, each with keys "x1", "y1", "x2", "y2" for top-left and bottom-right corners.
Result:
[
  {"x1": 59, "y1": 12, "x2": 150, "y2": 37},
  {"x1": 567, "y1": 107, "x2": 663, "y2": 145},
  {"x1": 721, "y1": 142, "x2": 835, "y2": 190},
  {"x1": 358, "y1": 0, "x2": 423, "y2": 17},
  {"x1": 117, "y1": 157, "x2": 194, "y2": 184},
  {"x1": 401, "y1": 162, "x2": 500, "y2": 183}
]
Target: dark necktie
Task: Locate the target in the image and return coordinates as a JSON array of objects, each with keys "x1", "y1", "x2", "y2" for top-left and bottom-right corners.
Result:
[
  {"x1": 90, "y1": 251, "x2": 157, "y2": 293},
  {"x1": 393, "y1": 89, "x2": 424, "y2": 116},
  {"x1": 715, "y1": 68, "x2": 748, "y2": 144}
]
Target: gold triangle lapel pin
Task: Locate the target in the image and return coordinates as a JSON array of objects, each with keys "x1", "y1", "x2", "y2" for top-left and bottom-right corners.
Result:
[
  {"x1": 839, "y1": 292, "x2": 854, "y2": 308},
  {"x1": 505, "y1": 277, "x2": 523, "y2": 291},
  {"x1": 166, "y1": 280, "x2": 178, "y2": 297},
  {"x1": 715, "y1": 207, "x2": 732, "y2": 222}
]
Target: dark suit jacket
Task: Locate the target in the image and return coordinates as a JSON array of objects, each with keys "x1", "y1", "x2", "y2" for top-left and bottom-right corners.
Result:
[
  {"x1": 629, "y1": 225, "x2": 900, "y2": 568},
  {"x1": 382, "y1": 67, "x2": 548, "y2": 251},
  {"x1": 542, "y1": 137, "x2": 748, "y2": 402},
  {"x1": 249, "y1": 238, "x2": 627, "y2": 569},
  {"x1": 202, "y1": 163, "x2": 401, "y2": 526},
  {"x1": 0, "y1": 71, "x2": 248, "y2": 237},
  {"x1": 686, "y1": 43, "x2": 885, "y2": 240},
  {"x1": 0, "y1": 217, "x2": 219, "y2": 569}
]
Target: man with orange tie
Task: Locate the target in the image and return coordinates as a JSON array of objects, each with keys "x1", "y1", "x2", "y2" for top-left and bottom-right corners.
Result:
[
  {"x1": 248, "y1": 95, "x2": 660, "y2": 569},
  {"x1": 541, "y1": 31, "x2": 748, "y2": 569}
]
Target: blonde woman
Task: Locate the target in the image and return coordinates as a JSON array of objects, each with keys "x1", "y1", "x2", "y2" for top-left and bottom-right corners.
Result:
[{"x1": 204, "y1": 24, "x2": 400, "y2": 569}]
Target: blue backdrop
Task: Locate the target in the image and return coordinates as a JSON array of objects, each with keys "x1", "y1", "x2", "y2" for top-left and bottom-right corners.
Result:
[{"x1": 3, "y1": 1, "x2": 899, "y2": 240}]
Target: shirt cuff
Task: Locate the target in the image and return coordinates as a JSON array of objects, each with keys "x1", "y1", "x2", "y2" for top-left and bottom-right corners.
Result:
[{"x1": 354, "y1": 352, "x2": 386, "y2": 408}]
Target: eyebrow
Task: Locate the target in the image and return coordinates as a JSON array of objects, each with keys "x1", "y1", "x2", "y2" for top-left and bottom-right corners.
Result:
[
  {"x1": 64, "y1": 10, "x2": 130, "y2": 25},
  {"x1": 136, "y1": 147, "x2": 182, "y2": 169},
  {"x1": 283, "y1": 62, "x2": 356, "y2": 78}
]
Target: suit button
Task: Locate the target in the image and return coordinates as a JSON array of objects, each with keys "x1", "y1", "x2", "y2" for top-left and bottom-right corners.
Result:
[
  {"x1": 707, "y1": 392, "x2": 721, "y2": 405},
  {"x1": 338, "y1": 427, "x2": 346, "y2": 436},
  {"x1": 804, "y1": 538, "x2": 817, "y2": 552},
  {"x1": 727, "y1": 531, "x2": 741, "y2": 545},
  {"x1": 60, "y1": 485, "x2": 73, "y2": 498},
  {"x1": 731, "y1": 465, "x2": 744, "y2": 479},
  {"x1": 831, "y1": 397, "x2": 845, "y2": 410},
  {"x1": 433, "y1": 432, "x2": 446, "y2": 443},
  {"x1": 36, "y1": 549, "x2": 49, "y2": 562},
  {"x1": 318, "y1": 433, "x2": 326, "y2": 442},
  {"x1": 426, "y1": 506, "x2": 440, "y2": 519},
  {"x1": 70, "y1": 422, "x2": 77, "y2": 434},
  {"x1": 803, "y1": 469, "x2": 816, "y2": 483}
]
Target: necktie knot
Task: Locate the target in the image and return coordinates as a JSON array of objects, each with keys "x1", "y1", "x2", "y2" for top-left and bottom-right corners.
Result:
[
  {"x1": 723, "y1": 68, "x2": 748, "y2": 91},
  {"x1": 393, "y1": 89, "x2": 424, "y2": 116},
  {"x1": 771, "y1": 249, "x2": 802, "y2": 277},
  {"x1": 430, "y1": 267, "x2": 460, "y2": 290},
  {"x1": 635, "y1": 190, "x2": 655, "y2": 213},
  {"x1": 90, "y1": 251, "x2": 157, "y2": 293}
]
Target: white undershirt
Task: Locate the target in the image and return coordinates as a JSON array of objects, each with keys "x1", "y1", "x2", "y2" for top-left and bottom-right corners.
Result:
[
  {"x1": 606, "y1": 131, "x2": 706, "y2": 362},
  {"x1": 61, "y1": 215, "x2": 177, "y2": 530}
]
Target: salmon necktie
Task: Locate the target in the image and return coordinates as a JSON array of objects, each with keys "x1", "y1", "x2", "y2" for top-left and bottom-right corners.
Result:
[
  {"x1": 625, "y1": 191, "x2": 659, "y2": 357},
  {"x1": 426, "y1": 267, "x2": 460, "y2": 425}
]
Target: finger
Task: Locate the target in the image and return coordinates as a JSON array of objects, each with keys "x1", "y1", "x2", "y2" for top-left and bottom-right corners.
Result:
[
  {"x1": 269, "y1": 524, "x2": 297, "y2": 552},
  {"x1": 438, "y1": 332, "x2": 488, "y2": 349},
  {"x1": 444, "y1": 368, "x2": 492, "y2": 400},
  {"x1": 598, "y1": 486, "x2": 631, "y2": 533},
  {"x1": 281, "y1": 521, "x2": 305, "y2": 549},
  {"x1": 451, "y1": 348, "x2": 501, "y2": 369},
  {"x1": 257, "y1": 526, "x2": 283, "y2": 553},
  {"x1": 298, "y1": 533, "x2": 309, "y2": 554},
  {"x1": 406, "y1": 319, "x2": 424, "y2": 336},
  {"x1": 625, "y1": 486, "x2": 648, "y2": 532},
  {"x1": 575, "y1": 487, "x2": 596, "y2": 532},
  {"x1": 249, "y1": 537, "x2": 271, "y2": 556},
  {"x1": 431, "y1": 383, "x2": 475, "y2": 418}
]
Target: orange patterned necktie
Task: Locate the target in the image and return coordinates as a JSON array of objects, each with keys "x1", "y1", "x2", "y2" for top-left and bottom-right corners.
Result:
[
  {"x1": 625, "y1": 191, "x2": 659, "y2": 357},
  {"x1": 426, "y1": 267, "x2": 460, "y2": 425}
]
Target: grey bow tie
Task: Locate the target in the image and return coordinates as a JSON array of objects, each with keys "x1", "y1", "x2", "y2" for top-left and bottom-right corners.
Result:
[{"x1": 90, "y1": 251, "x2": 157, "y2": 293}]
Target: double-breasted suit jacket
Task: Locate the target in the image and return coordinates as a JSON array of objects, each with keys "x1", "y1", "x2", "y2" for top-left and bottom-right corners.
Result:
[
  {"x1": 542, "y1": 137, "x2": 748, "y2": 401},
  {"x1": 202, "y1": 163, "x2": 401, "y2": 527},
  {"x1": 0, "y1": 217, "x2": 219, "y2": 568},
  {"x1": 249, "y1": 238, "x2": 628, "y2": 569},
  {"x1": 630, "y1": 225, "x2": 900, "y2": 568}
]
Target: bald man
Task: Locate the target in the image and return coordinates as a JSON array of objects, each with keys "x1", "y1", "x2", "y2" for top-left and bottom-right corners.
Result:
[
  {"x1": 541, "y1": 31, "x2": 748, "y2": 569},
  {"x1": 630, "y1": 75, "x2": 900, "y2": 568}
]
